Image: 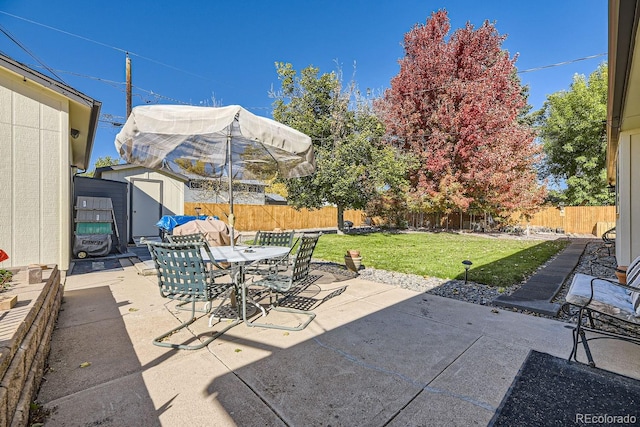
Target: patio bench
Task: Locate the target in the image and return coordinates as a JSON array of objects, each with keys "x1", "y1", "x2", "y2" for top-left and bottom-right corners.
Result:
[{"x1": 563, "y1": 255, "x2": 640, "y2": 367}]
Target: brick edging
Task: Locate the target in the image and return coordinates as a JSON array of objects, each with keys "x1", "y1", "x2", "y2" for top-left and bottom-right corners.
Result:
[{"x1": 0, "y1": 266, "x2": 62, "y2": 426}]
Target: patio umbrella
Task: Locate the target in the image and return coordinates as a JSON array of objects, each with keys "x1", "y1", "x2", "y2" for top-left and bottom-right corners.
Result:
[{"x1": 114, "y1": 104, "x2": 315, "y2": 248}]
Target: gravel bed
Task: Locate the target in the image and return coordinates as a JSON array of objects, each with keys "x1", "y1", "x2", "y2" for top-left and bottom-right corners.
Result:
[{"x1": 313, "y1": 239, "x2": 618, "y2": 322}]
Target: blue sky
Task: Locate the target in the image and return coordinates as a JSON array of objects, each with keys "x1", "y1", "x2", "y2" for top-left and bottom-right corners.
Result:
[{"x1": 0, "y1": 1, "x2": 607, "y2": 171}]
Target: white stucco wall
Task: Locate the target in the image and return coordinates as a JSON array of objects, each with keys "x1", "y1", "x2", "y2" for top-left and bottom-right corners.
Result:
[
  {"x1": 616, "y1": 131, "x2": 640, "y2": 265},
  {"x1": 0, "y1": 71, "x2": 71, "y2": 269}
]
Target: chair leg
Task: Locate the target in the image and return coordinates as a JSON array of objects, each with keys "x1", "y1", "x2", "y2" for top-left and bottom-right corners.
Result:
[
  {"x1": 153, "y1": 299, "x2": 240, "y2": 350},
  {"x1": 242, "y1": 286, "x2": 315, "y2": 331},
  {"x1": 568, "y1": 308, "x2": 597, "y2": 367},
  {"x1": 175, "y1": 299, "x2": 212, "y2": 313},
  {"x1": 580, "y1": 329, "x2": 596, "y2": 367},
  {"x1": 569, "y1": 325, "x2": 579, "y2": 363},
  {"x1": 208, "y1": 287, "x2": 241, "y2": 327}
]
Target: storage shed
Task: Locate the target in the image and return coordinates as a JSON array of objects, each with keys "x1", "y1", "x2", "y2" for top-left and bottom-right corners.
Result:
[
  {"x1": 73, "y1": 175, "x2": 128, "y2": 254},
  {"x1": 95, "y1": 164, "x2": 187, "y2": 242}
]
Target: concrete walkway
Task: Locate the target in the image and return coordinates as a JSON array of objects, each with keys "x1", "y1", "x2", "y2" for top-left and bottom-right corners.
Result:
[
  {"x1": 494, "y1": 238, "x2": 593, "y2": 316},
  {"x1": 33, "y1": 245, "x2": 640, "y2": 426}
]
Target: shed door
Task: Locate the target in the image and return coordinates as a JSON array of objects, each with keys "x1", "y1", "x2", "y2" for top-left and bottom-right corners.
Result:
[{"x1": 131, "y1": 179, "x2": 162, "y2": 238}]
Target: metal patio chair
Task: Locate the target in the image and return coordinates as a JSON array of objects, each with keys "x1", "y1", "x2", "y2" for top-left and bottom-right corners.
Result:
[
  {"x1": 147, "y1": 241, "x2": 240, "y2": 350},
  {"x1": 167, "y1": 232, "x2": 231, "y2": 279},
  {"x1": 245, "y1": 233, "x2": 320, "y2": 331},
  {"x1": 590, "y1": 227, "x2": 618, "y2": 274},
  {"x1": 246, "y1": 230, "x2": 297, "y2": 275},
  {"x1": 254, "y1": 230, "x2": 296, "y2": 247},
  {"x1": 602, "y1": 226, "x2": 616, "y2": 256},
  {"x1": 563, "y1": 254, "x2": 640, "y2": 367}
]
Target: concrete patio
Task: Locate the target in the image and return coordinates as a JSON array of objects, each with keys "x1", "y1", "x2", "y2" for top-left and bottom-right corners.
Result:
[{"x1": 34, "y1": 255, "x2": 640, "y2": 426}]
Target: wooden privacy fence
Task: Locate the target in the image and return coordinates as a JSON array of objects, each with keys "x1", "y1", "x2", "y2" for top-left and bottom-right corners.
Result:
[
  {"x1": 520, "y1": 205, "x2": 616, "y2": 236},
  {"x1": 186, "y1": 202, "x2": 616, "y2": 237},
  {"x1": 184, "y1": 202, "x2": 364, "y2": 232},
  {"x1": 406, "y1": 206, "x2": 616, "y2": 237}
]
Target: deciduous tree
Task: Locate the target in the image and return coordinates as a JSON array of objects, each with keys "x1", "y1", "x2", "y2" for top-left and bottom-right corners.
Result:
[
  {"x1": 377, "y1": 10, "x2": 545, "y2": 218},
  {"x1": 271, "y1": 62, "x2": 415, "y2": 229},
  {"x1": 535, "y1": 63, "x2": 612, "y2": 206},
  {"x1": 82, "y1": 156, "x2": 122, "y2": 177}
]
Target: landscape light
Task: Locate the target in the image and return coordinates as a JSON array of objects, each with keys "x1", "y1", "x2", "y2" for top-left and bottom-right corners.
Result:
[{"x1": 462, "y1": 260, "x2": 473, "y2": 285}]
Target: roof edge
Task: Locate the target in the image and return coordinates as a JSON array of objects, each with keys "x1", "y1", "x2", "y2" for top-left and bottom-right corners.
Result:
[
  {"x1": 607, "y1": 0, "x2": 640, "y2": 185},
  {"x1": 0, "y1": 52, "x2": 98, "y2": 107}
]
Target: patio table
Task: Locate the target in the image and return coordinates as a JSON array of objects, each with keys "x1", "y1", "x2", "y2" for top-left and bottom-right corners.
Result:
[{"x1": 202, "y1": 245, "x2": 291, "y2": 325}]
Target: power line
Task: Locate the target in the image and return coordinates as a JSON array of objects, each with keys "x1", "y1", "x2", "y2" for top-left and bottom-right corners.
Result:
[
  {"x1": 21, "y1": 64, "x2": 271, "y2": 123},
  {"x1": 0, "y1": 10, "x2": 607, "y2": 121},
  {"x1": 517, "y1": 53, "x2": 606, "y2": 74},
  {"x1": 33, "y1": 65, "x2": 274, "y2": 115},
  {"x1": 25, "y1": 64, "x2": 194, "y2": 105},
  {"x1": 2, "y1": 10, "x2": 606, "y2": 83},
  {"x1": 393, "y1": 52, "x2": 607, "y2": 98},
  {"x1": 0, "y1": 23, "x2": 67, "y2": 84},
  {"x1": 0, "y1": 10, "x2": 212, "y2": 81}
]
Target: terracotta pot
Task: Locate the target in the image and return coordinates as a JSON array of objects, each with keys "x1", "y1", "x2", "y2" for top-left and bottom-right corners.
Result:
[
  {"x1": 616, "y1": 265, "x2": 628, "y2": 284},
  {"x1": 345, "y1": 255, "x2": 362, "y2": 272},
  {"x1": 347, "y1": 250, "x2": 360, "y2": 258}
]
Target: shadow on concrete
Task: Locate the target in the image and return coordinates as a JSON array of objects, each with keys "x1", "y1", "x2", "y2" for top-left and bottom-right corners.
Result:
[
  {"x1": 35, "y1": 286, "x2": 163, "y2": 426},
  {"x1": 34, "y1": 245, "x2": 640, "y2": 426},
  {"x1": 127, "y1": 245, "x2": 152, "y2": 261},
  {"x1": 202, "y1": 291, "x2": 497, "y2": 425}
]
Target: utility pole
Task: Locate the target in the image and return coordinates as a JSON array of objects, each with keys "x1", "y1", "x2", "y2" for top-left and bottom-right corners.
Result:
[{"x1": 126, "y1": 53, "x2": 132, "y2": 118}]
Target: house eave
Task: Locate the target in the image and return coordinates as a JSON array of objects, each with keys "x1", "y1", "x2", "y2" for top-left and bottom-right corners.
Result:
[
  {"x1": 607, "y1": 0, "x2": 640, "y2": 185},
  {"x1": 0, "y1": 53, "x2": 101, "y2": 171}
]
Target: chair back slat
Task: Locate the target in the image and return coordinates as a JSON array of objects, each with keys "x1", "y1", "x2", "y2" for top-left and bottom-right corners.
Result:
[
  {"x1": 167, "y1": 233, "x2": 206, "y2": 245},
  {"x1": 255, "y1": 231, "x2": 295, "y2": 247},
  {"x1": 167, "y1": 232, "x2": 229, "y2": 272},
  {"x1": 290, "y1": 234, "x2": 320, "y2": 283},
  {"x1": 147, "y1": 241, "x2": 213, "y2": 300}
]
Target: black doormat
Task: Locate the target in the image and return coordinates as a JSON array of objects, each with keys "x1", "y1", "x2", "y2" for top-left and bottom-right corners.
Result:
[
  {"x1": 70, "y1": 259, "x2": 123, "y2": 275},
  {"x1": 489, "y1": 350, "x2": 640, "y2": 426}
]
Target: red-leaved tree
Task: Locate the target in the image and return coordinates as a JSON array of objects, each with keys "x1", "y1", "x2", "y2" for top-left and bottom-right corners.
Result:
[{"x1": 376, "y1": 10, "x2": 546, "y2": 219}]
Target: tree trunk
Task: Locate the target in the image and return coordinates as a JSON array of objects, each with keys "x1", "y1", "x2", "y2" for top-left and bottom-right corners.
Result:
[{"x1": 337, "y1": 205, "x2": 345, "y2": 233}]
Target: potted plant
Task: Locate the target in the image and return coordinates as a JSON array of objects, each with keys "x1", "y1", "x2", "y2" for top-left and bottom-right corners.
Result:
[
  {"x1": 345, "y1": 250, "x2": 362, "y2": 272},
  {"x1": 0, "y1": 269, "x2": 12, "y2": 291},
  {"x1": 615, "y1": 265, "x2": 628, "y2": 284}
]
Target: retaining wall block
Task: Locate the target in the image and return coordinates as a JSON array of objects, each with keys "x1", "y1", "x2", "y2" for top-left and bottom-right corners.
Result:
[
  {"x1": 0, "y1": 386, "x2": 8, "y2": 427},
  {"x1": 1, "y1": 347, "x2": 26, "y2": 423}
]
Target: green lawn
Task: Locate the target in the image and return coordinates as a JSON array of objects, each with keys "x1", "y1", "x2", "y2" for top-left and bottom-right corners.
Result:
[{"x1": 312, "y1": 232, "x2": 571, "y2": 288}]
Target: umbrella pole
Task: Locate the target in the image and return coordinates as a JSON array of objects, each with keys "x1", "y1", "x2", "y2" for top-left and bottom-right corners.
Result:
[{"x1": 227, "y1": 129, "x2": 235, "y2": 249}]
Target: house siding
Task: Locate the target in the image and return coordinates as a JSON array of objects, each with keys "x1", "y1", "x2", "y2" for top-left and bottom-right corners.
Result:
[
  {"x1": 0, "y1": 69, "x2": 70, "y2": 269},
  {"x1": 631, "y1": 135, "x2": 640, "y2": 263},
  {"x1": 616, "y1": 131, "x2": 640, "y2": 266},
  {"x1": 0, "y1": 85, "x2": 13, "y2": 265}
]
